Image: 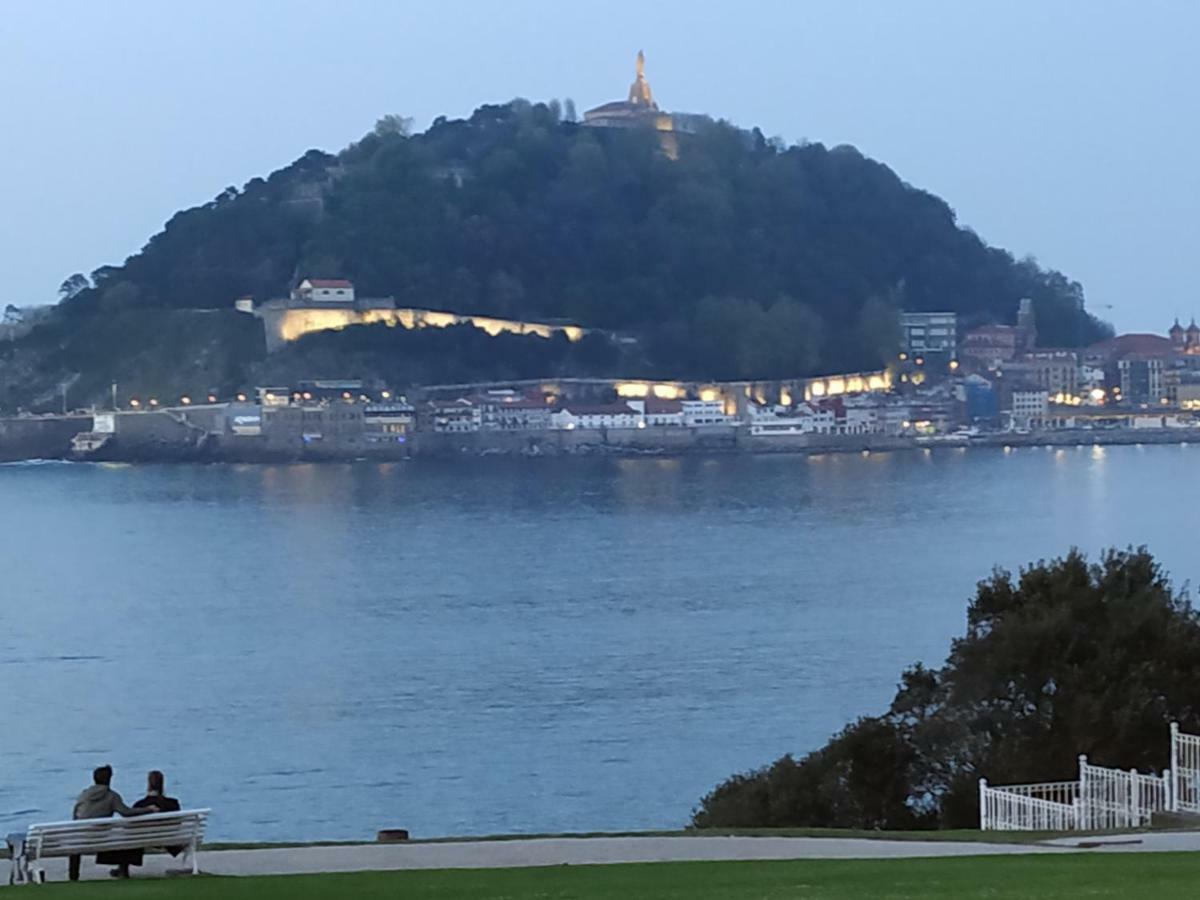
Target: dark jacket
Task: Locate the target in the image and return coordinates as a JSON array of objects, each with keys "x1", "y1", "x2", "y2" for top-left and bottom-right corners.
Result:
[
  {"x1": 134, "y1": 793, "x2": 180, "y2": 814},
  {"x1": 73, "y1": 785, "x2": 139, "y2": 820}
]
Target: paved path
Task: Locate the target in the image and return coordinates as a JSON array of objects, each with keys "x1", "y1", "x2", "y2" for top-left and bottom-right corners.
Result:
[{"x1": 13, "y1": 832, "x2": 1200, "y2": 884}]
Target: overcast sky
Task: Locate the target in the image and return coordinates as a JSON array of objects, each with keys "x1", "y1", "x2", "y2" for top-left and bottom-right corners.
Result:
[{"x1": 2, "y1": 0, "x2": 1196, "y2": 333}]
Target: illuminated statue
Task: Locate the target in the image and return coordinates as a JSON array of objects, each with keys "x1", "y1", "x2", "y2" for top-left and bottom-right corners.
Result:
[{"x1": 627, "y1": 50, "x2": 658, "y2": 108}]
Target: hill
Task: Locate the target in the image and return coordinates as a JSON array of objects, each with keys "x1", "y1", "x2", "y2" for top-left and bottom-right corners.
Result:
[{"x1": 2, "y1": 100, "x2": 1110, "y2": 409}]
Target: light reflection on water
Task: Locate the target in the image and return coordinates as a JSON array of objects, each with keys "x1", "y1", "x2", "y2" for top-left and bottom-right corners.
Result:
[{"x1": 0, "y1": 446, "x2": 1194, "y2": 840}]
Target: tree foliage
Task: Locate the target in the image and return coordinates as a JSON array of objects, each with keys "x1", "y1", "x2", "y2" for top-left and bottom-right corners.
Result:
[
  {"x1": 694, "y1": 548, "x2": 1200, "y2": 831},
  {"x1": 20, "y1": 100, "x2": 1109, "y2": 404}
]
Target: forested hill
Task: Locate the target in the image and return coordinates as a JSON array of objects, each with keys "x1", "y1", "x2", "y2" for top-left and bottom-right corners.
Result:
[{"x1": 9, "y1": 100, "x2": 1110, "y2": 407}]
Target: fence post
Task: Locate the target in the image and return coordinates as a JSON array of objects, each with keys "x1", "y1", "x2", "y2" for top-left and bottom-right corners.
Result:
[
  {"x1": 1171, "y1": 722, "x2": 1180, "y2": 812},
  {"x1": 1078, "y1": 754, "x2": 1089, "y2": 830},
  {"x1": 1130, "y1": 768, "x2": 1138, "y2": 828},
  {"x1": 1164, "y1": 769, "x2": 1172, "y2": 819},
  {"x1": 979, "y1": 778, "x2": 988, "y2": 831}
]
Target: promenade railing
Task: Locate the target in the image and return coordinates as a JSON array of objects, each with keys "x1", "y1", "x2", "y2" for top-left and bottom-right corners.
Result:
[
  {"x1": 1170, "y1": 722, "x2": 1200, "y2": 814},
  {"x1": 978, "y1": 779, "x2": 1080, "y2": 831},
  {"x1": 1077, "y1": 756, "x2": 1170, "y2": 829}
]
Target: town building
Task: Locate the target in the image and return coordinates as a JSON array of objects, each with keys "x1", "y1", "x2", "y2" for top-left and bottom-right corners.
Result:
[
  {"x1": 680, "y1": 399, "x2": 732, "y2": 427},
  {"x1": 551, "y1": 403, "x2": 642, "y2": 430},
  {"x1": 363, "y1": 401, "x2": 416, "y2": 444},
  {"x1": 1169, "y1": 319, "x2": 1200, "y2": 356},
  {"x1": 960, "y1": 324, "x2": 1020, "y2": 368},
  {"x1": 1010, "y1": 389, "x2": 1050, "y2": 430},
  {"x1": 263, "y1": 402, "x2": 365, "y2": 451},
  {"x1": 1118, "y1": 357, "x2": 1166, "y2": 405},
  {"x1": 425, "y1": 399, "x2": 482, "y2": 433},
  {"x1": 900, "y1": 311, "x2": 958, "y2": 356},
  {"x1": 1000, "y1": 350, "x2": 1079, "y2": 397},
  {"x1": 628, "y1": 398, "x2": 684, "y2": 427}
]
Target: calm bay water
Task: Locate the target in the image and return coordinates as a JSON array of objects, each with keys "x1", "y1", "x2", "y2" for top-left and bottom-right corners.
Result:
[{"x1": 0, "y1": 445, "x2": 1196, "y2": 840}]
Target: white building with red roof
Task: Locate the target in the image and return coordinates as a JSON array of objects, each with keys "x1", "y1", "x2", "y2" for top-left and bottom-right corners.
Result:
[{"x1": 292, "y1": 278, "x2": 356, "y2": 305}]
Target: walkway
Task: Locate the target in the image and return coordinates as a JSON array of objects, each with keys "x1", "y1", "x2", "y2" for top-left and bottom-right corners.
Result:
[{"x1": 20, "y1": 831, "x2": 1200, "y2": 883}]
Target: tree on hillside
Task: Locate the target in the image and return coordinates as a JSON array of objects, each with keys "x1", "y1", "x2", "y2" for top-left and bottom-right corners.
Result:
[
  {"x1": 693, "y1": 548, "x2": 1200, "y2": 830},
  {"x1": 58, "y1": 273, "x2": 90, "y2": 300},
  {"x1": 373, "y1": 114, "x2": 413, "y2": 138}
]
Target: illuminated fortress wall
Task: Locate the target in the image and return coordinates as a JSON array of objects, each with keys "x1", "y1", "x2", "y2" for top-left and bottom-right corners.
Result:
[{"x1": 258, "y1": 306, "x2": 587, "y2": 352}]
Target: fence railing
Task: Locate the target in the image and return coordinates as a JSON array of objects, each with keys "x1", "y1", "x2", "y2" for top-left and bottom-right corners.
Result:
[
  {"x1": 1171, "y1": 722, "x2": 1200, "y2": 814},
  {"x1": 979, "y1": 726, "x2": 1198, "y2": 832},
  {"x1": 1078, "y1": 756, "x2": 1170, "y2": 829},
  {"x1": 979, "y1": 779, "x2": 1079, "y2": 831}
]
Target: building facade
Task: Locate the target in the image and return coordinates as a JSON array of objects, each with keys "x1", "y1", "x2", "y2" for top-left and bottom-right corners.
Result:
[{"x1": 900, "y1": 311, "x2": 958, "y2": 356}]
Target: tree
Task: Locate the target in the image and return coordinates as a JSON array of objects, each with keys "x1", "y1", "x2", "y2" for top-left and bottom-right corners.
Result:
[
  {"x1": 58, "y1": 273, "x2": 90, "y2": 300},
  {"x1": 694, "y1": 548, "x2": 1200, "y2": 830},
  {"x1": 3, "y1": 304, "x2": 20, "y2": 324},
  {"x1": 373, "y1": 114, "x2": 413, "y2": 138}
]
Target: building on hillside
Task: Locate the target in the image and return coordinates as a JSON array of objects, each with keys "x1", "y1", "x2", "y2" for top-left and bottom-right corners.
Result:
[
  {"x1": 239, "y1": 279, "x2": 587, "y2": 352},
  {"x1": 1169, "y1": 318, "x2": 1200, "y2": 355},
  {"x1": 900, "y1": 311, "x2": 958, "y2": 356},
  {"x1": 961, "y1": 324, "x2": 1021, "y2": 368},
  {"x1": 293, "y1": 278, "x2": 356, "y2": 305},
  {"x1": 550, "y1": 403, "x2": 641, "y2": 430},
  {"x1": 999, "y1": 350, "x2": 1079, "y2": 397},
  {"x1": 582, "y1": 51, "x2": 705, "y2": 158}
]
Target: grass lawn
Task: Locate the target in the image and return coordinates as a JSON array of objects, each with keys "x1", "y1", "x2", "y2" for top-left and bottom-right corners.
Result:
[{"x1": 22, "y1": 853, "x2": 1200, "y2": 899}]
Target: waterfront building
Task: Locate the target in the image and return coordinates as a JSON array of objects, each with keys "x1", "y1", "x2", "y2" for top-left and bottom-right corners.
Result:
[
  {"x1": 900, "y1": 311, "x2": 957, "y2": 356},
  {"x1": 680, "y1": 399, "x2": 732, "y2": 427},
  {"x1": 1118, "y1": 357, "x2": 1166, "y2": 405},
  {"x1": 627, "y1": 397, "x2": 684, "y2": 427},
  {"x1": 1010, "y1": 389, "x2": 1050, "y2": 430},
  {"x1": 426, "y1": 399, "x2": 482, "y2": 433},
  {"x1": 363, "y1": 401, "x2": 416, "y2": 443},
  {"x1": 263, "y1": 402, "x2": 365, "y2": 450},
  {"x1": 550, "y1": 403, "x2": 641, "y2": 430}
]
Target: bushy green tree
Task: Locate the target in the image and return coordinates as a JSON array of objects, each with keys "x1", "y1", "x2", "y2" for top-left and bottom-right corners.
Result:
[{"x1": 694, "y1": 548, "x2": 1200, "y2": 830}]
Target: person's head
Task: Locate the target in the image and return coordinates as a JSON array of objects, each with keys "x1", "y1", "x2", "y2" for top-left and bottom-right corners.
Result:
[
  {"x1": 147, "y1": 770, "x2": 165, "y2": 794},
  {"x1": 92, "y1": 765, "x2": 113, "y2": 787}
]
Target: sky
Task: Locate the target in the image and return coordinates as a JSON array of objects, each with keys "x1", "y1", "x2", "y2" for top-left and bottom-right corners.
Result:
[{"x1": 1, "y1": 0, "x2": 1197, "y2": 334}]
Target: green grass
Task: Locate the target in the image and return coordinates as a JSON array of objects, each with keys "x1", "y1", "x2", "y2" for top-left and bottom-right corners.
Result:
[{"x1": 22, "y1": 854, "x2": 1200, "y2": 899}]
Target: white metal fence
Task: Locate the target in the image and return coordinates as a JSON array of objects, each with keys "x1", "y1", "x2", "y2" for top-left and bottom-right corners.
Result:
[
  {"x1": 1077, "y1": 756, "x2": 1170, "y2": 829},
  {"x1": 980, "y1": 723, "x2": 1195, "y2": 832},
  {"x1": 1171, "y1": 722, "x2": 1200, "y2": 814},
  {"x1": 978, "y1": 779, "x2": 1079, "y2": 831}
]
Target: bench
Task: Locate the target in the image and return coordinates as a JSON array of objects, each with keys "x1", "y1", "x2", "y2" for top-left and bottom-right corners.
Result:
[{"x1": 10, "y1": 809, "x2": 209, "y2": 884}]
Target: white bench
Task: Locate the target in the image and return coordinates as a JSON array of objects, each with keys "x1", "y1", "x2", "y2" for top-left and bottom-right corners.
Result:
[{"x1": 10, "y1": 808, "x2": 209, "y2": 884}]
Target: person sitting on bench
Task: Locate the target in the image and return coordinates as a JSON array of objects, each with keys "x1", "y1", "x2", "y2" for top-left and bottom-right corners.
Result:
[
  {"x1": 111, "y1": 770, "x2": 184, "y2": 874},
  {"x1": 69, "y1": 765, "x2": 158, "y2": 881}
]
